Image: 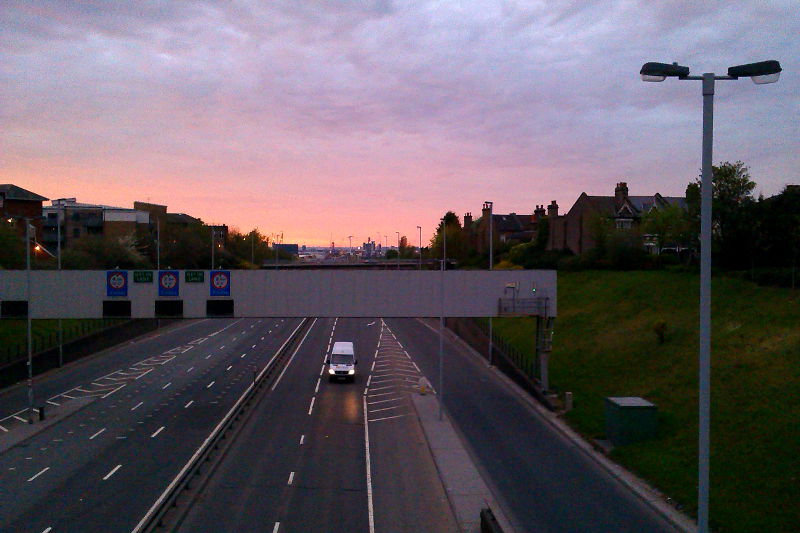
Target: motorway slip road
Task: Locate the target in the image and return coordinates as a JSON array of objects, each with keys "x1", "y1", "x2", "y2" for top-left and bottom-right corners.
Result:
[
  {"x1": 0, "y1": 317, "x2": 303, "y2": 532},
  {"x1": 178, "y1": 317, "x2": 457, "y2": 533}
]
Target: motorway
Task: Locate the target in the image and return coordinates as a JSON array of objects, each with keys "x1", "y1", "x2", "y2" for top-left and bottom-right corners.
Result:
[{"x1": 0, "y1": 316, "x2": 681, "y2": 532}]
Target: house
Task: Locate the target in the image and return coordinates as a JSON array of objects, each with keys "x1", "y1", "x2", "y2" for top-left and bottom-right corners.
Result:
[
  {"x1": 465, "y1": 202, "x2": 556, "y2": 253},
  {"x1": 0, "y1": 184, "x2": 48, "y2": 240},
  {"x1": 547, "y1": 182, "x2": 686, "y2": 255}
]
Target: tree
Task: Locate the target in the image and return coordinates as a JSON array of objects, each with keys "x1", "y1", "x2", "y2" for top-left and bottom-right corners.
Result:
[
  {"x1": 429, "y1": 211, "x2": 471, "y2": 264},
  {"x1": 641, "y1": 204, "x2": 691, "y2": 254},
  {"x1": 62, "y1": 234, "x2": 148, "y2": 269},
  {"x1": 0, "y1": 222, "x2": 25, "y2": 269}
]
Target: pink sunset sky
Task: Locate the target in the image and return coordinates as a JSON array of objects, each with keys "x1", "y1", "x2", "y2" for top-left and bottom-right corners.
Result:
[{"x1": 2, "y1": 1, "x2": 798, "y2": 246}]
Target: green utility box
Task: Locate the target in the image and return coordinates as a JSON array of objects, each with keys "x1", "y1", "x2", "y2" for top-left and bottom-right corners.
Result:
[{"x1": 604, "y1": 397, "x2": 658, "y2": 446}]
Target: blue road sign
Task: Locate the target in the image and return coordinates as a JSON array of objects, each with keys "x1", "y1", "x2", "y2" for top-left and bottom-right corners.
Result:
[
  {"x1": 210, "y1": 270, "x2": 231, "y2": 297},
  {"x1": 107, "y1": 270, "x2": 128, "y2": 297},
  {"x1": 158, "y1": 270, "x2": 179, "y2": 297}
]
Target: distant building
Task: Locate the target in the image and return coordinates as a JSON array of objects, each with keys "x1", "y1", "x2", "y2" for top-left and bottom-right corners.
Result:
[
  {"x1": 464, "y1": 201, "x2": 553, "y2": 253},
  {"x1": 362, "y1": 237, "x2": 376, "y2": 258},
  {"x1": 547, "y1": 182, "x2": 686, "y2": 255},
  {"x1": 274, "y1": 243, "x2": 299, "y2": 256},
  {"x1": 0, "y1": 184, "x2": 48, "y2": 240},
  {"x1": 42, "y1": 198, "x2": 150, "y2": 252}
]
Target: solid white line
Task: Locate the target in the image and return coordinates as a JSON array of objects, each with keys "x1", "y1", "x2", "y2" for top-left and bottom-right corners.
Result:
[
  {"x1": 315, "y1": 378, "x2": 321, "y2": 393},
  {"x1": 0, "y1": 425, "x2": 7, "y2": 432},
  {"x1": 89, "y1": 428, "x2": 106, "y2": 440},
  {"x1": 103, "y1": 464, "x2": 122, "y2": 480},
  {"x1": 299, "y1": 434, "x2": 305, "y2": 445},
  {"x1": 27, "y1": 467, "x2": 50, "y2": 482},
  {"x1": 271, "y1": 318, "x2": 319, "y2": 391},
  {"x1": 288, "y1": 471, "x2": 295, "y2": 485},
  {"x1": 46, "y1": 400, "x2": 60, "y2": 407},
  {"x1": 368, "y1": 391, "x2": 396, "y2": 397},
  {"x1": 412, "y1": 362, "x2": 421, "y2": 372},
  {"x1": 367, "y1": 397, "x2": 400, "y2": 405},
  {"x1": 207, "y1": 381, "x2": 215, "y2": 388},
  {"x1": 151, "y1": 426, "x2": 165, "y2": 438},
  {"x1": 187, "y1": 366, "x2": 194, "y2": 373},
  {"x1": 131, "y1": 401, "x2": 144, "y2": 411},
  {"x1": 370, "y1": 405, "x2": 403, "y2": 413},
  {"x1": 162, "y1": 382, "x2": 172, "y2": 390},
  {"x1": 184, "y1": 400, "x2": 194, "y2": 408},
  {"x1": 369, "y1": 414, "x2": 409, "y2": 422},
  {"x1": 135, "y1": 368, "x2": 154, "y2": 380},
  {"x1": 308, "y1": 396, "x2": 315, "y2": 415},
  {"x1": 363, "y1": 396, "x2": 375, "y2": 533},
  {"x1": 13, "y1": 415, "x2": 27, "y2": 422},
  {"x1": 273, "y1": 523, "x2": 280, "y2": 533},
  {"x1": 368, "y1": 385, "x2": 395, "y2": 392}
]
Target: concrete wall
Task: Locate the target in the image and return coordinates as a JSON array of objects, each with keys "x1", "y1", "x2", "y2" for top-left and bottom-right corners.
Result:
[{"x1": 0, "y1": 269, "x2": 557, "y2": 318}]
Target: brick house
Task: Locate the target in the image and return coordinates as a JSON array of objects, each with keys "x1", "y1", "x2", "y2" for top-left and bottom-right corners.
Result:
[
  {"x1": 464, "y1": 201, "x2": 558, "y2": 253},
  {"x1": 42, "y1": 198, "x2": 150, "y2": 252},
  {"x1": 547, "y1": 182, "x2": 686, "y2": 255},
  {"x1": 0, "y1": 184, "x2": 48, "y2": 241}
]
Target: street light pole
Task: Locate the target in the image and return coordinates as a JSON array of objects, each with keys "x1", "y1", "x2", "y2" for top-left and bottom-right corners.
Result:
[
  {"x1": 57, "y1": 206, "x2": 63, "y2": 368},
  {"x1": 486, "y1": 201, "x2": 494, "y2": 365},
  {"x1": 439, "y1": 218, "x2": 446, "y2": 420},
  {"x1": 640, "y1": 59, "x2": 781, "y2": 533},
  {"x1": 417, "y1": 226, "x2": 422, "y2": 270},
  {"x1": 396, "y1": 231, "x2": 400, "y2": 270},
  {"x1": 210, "y1": 227, "x2": 215, "y2": 270},
  {"x1": 25, "y1": 219, "x2": 34, "y2": 423}
]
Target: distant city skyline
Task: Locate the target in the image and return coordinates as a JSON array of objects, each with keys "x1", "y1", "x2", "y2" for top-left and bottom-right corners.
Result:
[{"x1": 2, "y1": 2, "x2": 797, "y2": 246}]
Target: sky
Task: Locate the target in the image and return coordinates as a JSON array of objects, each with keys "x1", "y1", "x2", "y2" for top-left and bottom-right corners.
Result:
[{"x1": 2, "y1": 1, "x2": 798, "y2": 247}]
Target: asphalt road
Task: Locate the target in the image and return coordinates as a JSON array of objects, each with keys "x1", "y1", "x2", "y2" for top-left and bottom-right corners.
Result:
[
  {"x1": 178, "y1": 317, "x2": 457, "y2": 533},
  {"x1": 0, "y1": 316, "x2": 304, "y2": 532},
  {"x1": 386, "y1": 318, "x2": 680, "y2": 533}
]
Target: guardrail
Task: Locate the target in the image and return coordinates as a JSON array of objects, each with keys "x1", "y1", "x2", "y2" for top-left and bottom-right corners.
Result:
[{"x1": 131, "y1": 318, "x2": 311, "y2": 533}]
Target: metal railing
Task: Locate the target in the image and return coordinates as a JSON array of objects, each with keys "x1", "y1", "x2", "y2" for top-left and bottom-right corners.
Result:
[{"x1": 497, "y1": 297, "x2": 549, "y2": 317}]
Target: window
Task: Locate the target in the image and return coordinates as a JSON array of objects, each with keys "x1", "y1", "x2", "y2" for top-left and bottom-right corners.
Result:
[{"x1": 615, "y1": 219, "x2": 633, "y2": 229}]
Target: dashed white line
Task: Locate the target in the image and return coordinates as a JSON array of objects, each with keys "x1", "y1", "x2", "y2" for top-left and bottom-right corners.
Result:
[
  {"x1": 131, "y1": 401, "x2": 144, "y2": 411},
  {"x1": 162, "y1": 382, "x2": 172, "y2": 390},
  {"x1": 151, "y1": 426, "x2": 165, "y2": 438},
  {"x1": 184, "y1": 400, "x2": 194, "y2": 408},
  {"x1": 308, "y1": 397, "x2": 315, "y2": 415},
  {"x1": 89, "y1": 428, "x2": 106, "y2": 440},
  {"x1": 207, "y1": 381, "x2": 215, "y2": 389},
  {"x1": 41, "y1": 528, "x2": 53, "y2": 533},
  {"x1": 320, "y1": 365, "x2": 325, "y2": 376},
  {"x1": 366, "y1": 375, "x2": 372, "y2": 387},
  {"x1": 27, "y1": 467, "x2": 50, "y2": 482},
  {"x1": 46, "y1": 400, "x2": 60, "y2": 407},
  {"x1": 241, "y1": 353, "x2": 247, "y2": 358},
  {"x1": 205, "y1": 354, "x2": 212, "y2": 359},
  {"x1": 299, "y1": 434, "x2": 305, "y2": 445},
  {"x1": 226, "y1": 365, "x2": 233, "y2": 371},
  {"x1": 252, "y1": 344, "x2": 256, "y2": 349},
  {"x1": 288, "y1": 471, "x2": 295, "y2": 485},
  {"x1": 273, "y1": 523, "x2": 280, "y2": 533},
  {"x1": 261, "y1": 336, "x2": 265, "y2": 341},
  {"x1": 103, "y1": 464, "x2": 122, "y2": 480},
  {"x1": 187, "y1": 367, "x2": 195, "y2": 373},
  {"x1": 315, "y1": 378, "x2": 321, "y2": 393}
]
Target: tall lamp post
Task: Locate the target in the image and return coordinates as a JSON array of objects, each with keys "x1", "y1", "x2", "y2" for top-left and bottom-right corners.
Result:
[
  {"x1": 486, "y1": 201, "x2": 494, "y2": 366},
  {"x1": 417, "y1": 225, "x2": 422, "y2": 270},
  {"x1": 438, "y1": 217, "x2": 446, "y2": 420},
  {"x1": 396, "y1": 231, "x2": 400, "y2": 270},
  {"x1": 640, "y1": 59, "x2": 782, "y2": 533}
]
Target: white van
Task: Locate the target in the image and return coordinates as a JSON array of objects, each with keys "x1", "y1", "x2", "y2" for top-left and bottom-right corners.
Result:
[{"x1": 327, "y1": 341, "x2": 357, "y2": 382}]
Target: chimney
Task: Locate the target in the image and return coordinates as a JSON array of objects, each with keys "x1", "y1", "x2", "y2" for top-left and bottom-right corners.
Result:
[
  {"x1": 615, "y1": 182, "x2": 629, "y2": 209},
  {"x1": 464, "y1": 212, "x2": 473, "y2": 227},
  {"x1": 534, "y1": 205, "x2": 546, "y2": 219},
  {"x1": 547, "y1": 201, "x2": 558, "y2": 218}
]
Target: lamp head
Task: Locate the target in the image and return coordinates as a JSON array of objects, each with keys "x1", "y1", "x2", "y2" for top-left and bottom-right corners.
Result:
[
  {"x1": 727, "y1": 60, "x2": 781, "y2": 84},
  {"x1": 640, "y1": 62, "x2": 690, "y2": 82}
]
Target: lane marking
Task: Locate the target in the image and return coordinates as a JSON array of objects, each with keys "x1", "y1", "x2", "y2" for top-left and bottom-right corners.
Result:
[
  {"x1": 162, "y1": 382, "x2": 172, "y2": 390},
  {"x1": 0, "y1": 425, "x2": 8, "y2": 432},
  {"x1": 205, "y1": 354, "x2": 212, "y2": 359},
  {"x1": 367, "y1": 391, "x2": 397, "y2": 398},
  {"x1": 89, "y1": 428, "x2": 106, "y2": 440},
  {"x1": 103, "y1": 464, "x2": 122, "y2": 480},
  {"x1": 252, "y1": 345, "x2": 256, "y2": 349},
  {"x1": 363, "y1": 395, "x2": 375, "y2": 533},
  {"x1": 151, "y1": 426, "x2": 165, "y2": 438},
  {"x1": 271, "y1": 318, "x2": 319, "y2": 391},
  {"x1": 187, "y1": 367, "x2": 195, "y2": 373},
  {"x1": 299, "y1": 434, "x2": 305, "y2": 445},
  {"x1": 370, "y1": 414, "x2": 410, "y2": 422},
  {"x1": 370, "y1": 360, "x2": 376, "y2": 372},
  {"x1": 226, "y1": 365, "x2": 232, "y2": 371},
  {"x1": 207, "y1": 381, "x2": 215, "y2": 389},
  {"x1": 366, "y1": 375, "x2": 372, "y2": 387},
  {"x1": 308, "y1": 397, "x2": 315, "y2": 415},
  {"x1": 261, "y1": 336, "x2": 265, "y2": 341},
  {"x1": 412, "y1": 362, "x2": 421, "y2": 372},
  {"x1": 319, "y1": 365, "x2": 325, "y2": 376},
  {"x1": 370, "y1": 405, "x2": 403, "y2": 413},
  {"x1": 241, "y1": 353, "x2": 247, "y2": 358},
  {"x1": 27, "y1": 467, "x2": 50, "y2": 482},
  {"x1": 273, "y1": 523, "x2": 280, "y2": 533},
  {"x1": 46, "y1": 400, "x2": 60, "y2": 407},
  {"x1": 131, "y1": 401, "x2": 144, "y2": 411},
  {"x1": 288, "y1": 471, "x2": 295, "y2": 485},
  {"x1": 41, "y1": 528, "x2": 52, "y2": 533},
  {"x1": 184, "y1": 400, "x2": 194, "y2": 408},
  {"x1": 315, "y1": 378, "x2": 320, "y2": 393},
  {"x1": 367, "y1": 398, "x2": 400, "y2": 405}
]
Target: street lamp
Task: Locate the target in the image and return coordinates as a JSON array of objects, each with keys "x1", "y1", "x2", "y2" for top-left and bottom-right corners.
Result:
[
  {"x1": 641, "y1": 58, "x2": 781, "y2": 533},
  {"x1": 396, "y1": 231, "x2": 400, "y2": 270},
  {"x1": 486, "y1": 201, "x2": 494, "y2": 367},
  {"x1": 417, "y1": 226, "x2": 422, "y2": 270},
  {"x1": 438, "y1": 217, "x2": 447, "y2": 420}
]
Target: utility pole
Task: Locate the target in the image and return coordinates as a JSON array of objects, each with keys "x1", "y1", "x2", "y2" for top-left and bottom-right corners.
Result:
[
  {"x1": 486, "y1": 201, "x2": 494, "y2": 366},
  {"x1": 438, "y1": 217, "x2": 446, "y2": 421},
  {"x1": 25, "y1": 219, "x2": 34, "y2": 423},
  {"x1": 417, "y1": 225, "x2": 422, "y2": 270},
  {"x1": 57, "y1": 206, "x2": 63, "y2": 368},
  {"x1": 396, "y1": 231, "x2": 400, "y2": 270}
]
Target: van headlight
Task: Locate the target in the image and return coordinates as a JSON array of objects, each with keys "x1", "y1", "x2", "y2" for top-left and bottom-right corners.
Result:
[
  {"x1": 348, "y1": 369, "x2": 355, "y2": 375},
  {"x1": 328, "y1": 368, "x2": 336, "y2": 375}
]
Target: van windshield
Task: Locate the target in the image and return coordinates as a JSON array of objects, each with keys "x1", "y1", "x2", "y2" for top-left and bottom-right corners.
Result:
[{"x1": 331, "y1": 354, "x2": 353, "y2": 365}]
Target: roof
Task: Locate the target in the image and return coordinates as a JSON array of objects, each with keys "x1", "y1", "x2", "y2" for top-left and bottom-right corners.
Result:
[
  {"x1": 167, "y1": 212, "x2": 203, "y2": 225},
  {"x1": 0, "y1": 184, "x2": 48, "y2": 202},
  {"x1": 480, "y1": 213, "x2": 535, "y2": 233},
  {"x1": 571, "y1": 193, "x2": 686, "y2": 218}
]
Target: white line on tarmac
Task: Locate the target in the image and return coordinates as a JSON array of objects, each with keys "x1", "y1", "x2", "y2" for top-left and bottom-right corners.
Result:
[
  {"x1": 46, "y1": 400, "x2": 60, "y2": 407},
  {"x1": 308, "y1": 397, "x2": 315, "y2": 415},
  {"x1": 184, "y1": 400, "x2": 194, "y2": 408},
  {"x1": 299, "y1": 434, "x2": 305, "y2": 445},
  {"x1": 89, "y1": 428, "x2": 106, "y2": 440},
  {"x1": 131, "y1": 401, "x2": 144, "y2": 411},
  {"x1": 226, "y1": 365, "x2": 232, "y2": 371},
  {"x1": 320, "y1": 365, "x2": 325, "y2": 376},
  {"x1": 135, "y1": 368, "x2": 154, "y2": 380},
  {"x1": 252, "y1": 344, "x2": 256, "y2": 349},
  {"x1": 13, "y1": 415, "x2": 27, "y2": 422},
  {"x1": 412, "y1": 362, "x2": 421, "y2": 372},
  {"x1": 205, "y1": 354, "x2": 212, "y2": 359},
  {"x1": 370, "y1": 405, "x2": 403, "y2": 413},
  {"x1": 368, "y1": 391, "x2": 396, "y2": 398},
  {"x1": 41, "y1": 527, "x2": 52, "y2": 533},
  {"x1": 273, "y1": 523, "x2": 280, "y2": 533},
  {"x1": 288, "y1": 471, "x2": 295, "y2": 485},
  {"x1": 27, "y1": 467, "x2": 50, "y2": 482},
  {"x1": 207, "y1": 381, "x2": 215, "y2": 388},
  {"x1": 370, "y1": 359, "x2": 376, "y2": 371},
  {"x1": 366, "y1": 375, "x2": 372, "y2": 387},
  {"x1": 370, "y1": 414, "x2": 409, "y2": 422},
  {"x1": 162, "y1": 382, "x2": 172, "y2": 390},
  {"x1": 368, "y1": 385, "x2": 395, "y2": 392},
  {"x1": 241, "y1": 353, "x2": 246, "y2": 358},
  {"x1": 261, "y1": 336, "x2": 265, "y2": 341},
  {"x1": 151, "y1": 426, "x2": 165, "y2": 438},
  {"x1": 367, "y1": 398, "x2": 400, "y2": 405},
  {"x1": 271, "y1": 318, "x2": 318, "y2": 391},
  {"x1": 187, "y1": 367, "x2": 194, "y2": 373},
  {"x1": 363, "y1": 396, "x2": 375, "y2": 533},
  {"x1": 103, "y1": 464, "x2": 122, "y2": 480},
  {"x1": 0, "y1": 425, "x2": 7, "y2": 432},
  {"x1": 315, "y1": 378, "x2": 320, "y2": 393}
]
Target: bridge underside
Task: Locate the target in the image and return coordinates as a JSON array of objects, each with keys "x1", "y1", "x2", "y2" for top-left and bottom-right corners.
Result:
[{"x1": 0, "y1": 270, "x2": 556, "y2": 319}]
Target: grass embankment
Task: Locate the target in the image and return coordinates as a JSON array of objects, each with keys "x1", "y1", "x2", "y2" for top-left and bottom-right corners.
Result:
[
  {"x1": 0, "y1": 319, "x2": 125, "y2": 366},
  {"x1": 492, "y1": 270, "x2": 799, "y2": 533}
]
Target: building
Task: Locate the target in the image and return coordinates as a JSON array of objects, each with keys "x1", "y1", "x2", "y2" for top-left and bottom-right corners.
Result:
[
  {"x1": 42, "y1": 198, "x2": 150, "y2": 252},
  {"x1": 465, "y1": 201, "x2": 554, "y2": 253},
  {"x1": 0, "y1": 184, "x2": 48, "y2": 240},
  {"x1": 547, "y1": 182, "x2": 686, "y2": 255},
  {"x1": 362, "y1": 237, "x2": 376, "y2": 259}
]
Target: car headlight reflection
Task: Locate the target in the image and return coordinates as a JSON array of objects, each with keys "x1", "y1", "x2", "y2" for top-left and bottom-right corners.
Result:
[{"x1": 348, "y1": 369, "x2": 355, "y2": 375}]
